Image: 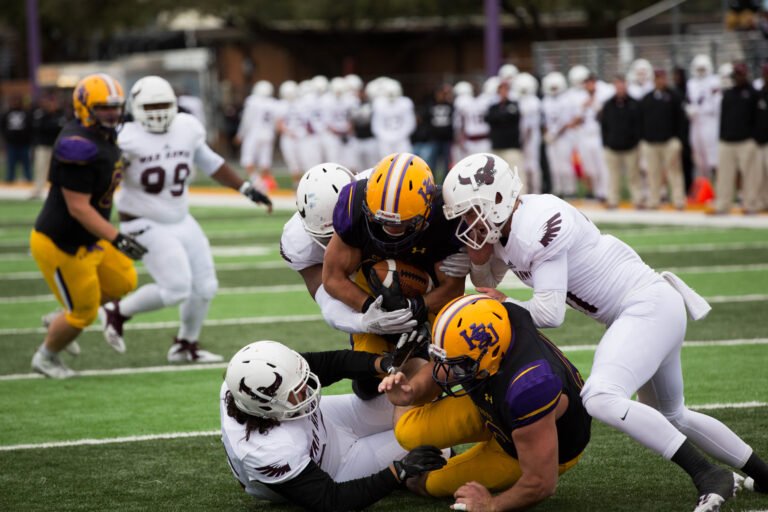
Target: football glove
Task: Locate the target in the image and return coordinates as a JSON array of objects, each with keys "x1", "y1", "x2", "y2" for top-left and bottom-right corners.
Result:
[
  {"x1": 111, "y1": 233, "x2": 148, "y2": 260},
  {"x1": 239, "y1": 181, "x2": 273, "y2": 208},
  {"x1": 361, "y1": 296, "x2": 417, "y2": 335},
  {"x1": 368, "y1": 268, "x2": 429, "y2": 324},
  {"x1": 393, "y1": 445, "x2": 447, "y2": 483},
  {"x1": 393, "y1": 321, "x2": 431, "y2": 369},
  {"x1": 438, "y1": 250, "x2": 471, "y2": 278}
]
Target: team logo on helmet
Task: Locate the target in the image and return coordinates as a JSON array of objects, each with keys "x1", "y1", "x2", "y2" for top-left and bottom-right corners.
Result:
[
  {"x1": 458, "y1": 155, "x2": 496, "y2": 190},
  {"x1": 239, "y1": 372, "x2": 283, "y2": 403},
  {"x1": 459, "y1": 322, "x2": 500, "y2": 351}
]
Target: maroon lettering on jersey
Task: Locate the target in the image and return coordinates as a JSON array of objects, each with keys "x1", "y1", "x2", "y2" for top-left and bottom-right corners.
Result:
[{"x1": 539, "y1": 212, "x2": 562, "y2": 247}]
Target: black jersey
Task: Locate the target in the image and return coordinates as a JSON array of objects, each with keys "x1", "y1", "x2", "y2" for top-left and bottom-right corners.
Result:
[
  {"x1": 468, "y1": 302, "x2": 591, "y2": 463},
  {"x1": 34, "y1": 120, "x2": 123, "y2": 254},
  {"x1": 332, "y1": 179, "x2": 463, "y2": 281}
]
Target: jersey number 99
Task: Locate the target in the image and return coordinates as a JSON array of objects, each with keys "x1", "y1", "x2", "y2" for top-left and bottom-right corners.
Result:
[{"x1": 141, "y1": 163, "x2": 191, "y2": 196}]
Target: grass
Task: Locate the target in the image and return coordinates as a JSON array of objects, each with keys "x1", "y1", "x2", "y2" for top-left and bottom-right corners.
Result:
[{"x1": 0, "y1": 198, "x2": 767, "y2": 511}]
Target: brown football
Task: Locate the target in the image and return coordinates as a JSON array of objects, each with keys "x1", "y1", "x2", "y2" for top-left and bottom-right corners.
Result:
[{"x1": 371, "y1": 259, "x2": 434, "y2": 298}]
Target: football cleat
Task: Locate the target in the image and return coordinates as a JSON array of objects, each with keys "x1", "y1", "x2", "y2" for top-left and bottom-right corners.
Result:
[
  {"x1": 41, "y1": 311, "x2": 80, "y2": 356},
  {"x1": 743, "y1": 476, "x2": 765, "y2": 493},
  {"x1": 167, "y1": 338, "x2": 223, "y2": 363},
  {"x1": 99, "y1": 301, "x2": 129, "y2": 354},
  {"x1": 32, "y1": 350, "x2": 76, "y2": 379},
  {"x1": 693, "y1": 470, "x2": 743, "y2": 512}
]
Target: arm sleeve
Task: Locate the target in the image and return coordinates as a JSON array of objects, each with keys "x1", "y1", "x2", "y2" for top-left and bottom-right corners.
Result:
[
  {"x1": 193, "y1": 142, "x2": 226, "y2": 176},
  {"x1": 504, "y1": 254, "x2": 568, "y2": 328},
  {"x1": 315, "y1": 284, "x2": 365, "y2": 334},
  {"x1": 265, "y1": 461, "x2": 399, "y2": 512},
  {"x1": 300, "y1": 350, "x2": 379, "y2": 386},
  {"x1": 469, "y1": 255, "x2": 508, "y2": 288}
]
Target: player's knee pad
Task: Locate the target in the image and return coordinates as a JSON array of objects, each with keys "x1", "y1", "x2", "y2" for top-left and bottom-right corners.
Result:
[
  {"x1": 394, "y1": 408, "x2": 427, "y2": 451},
  {"x1": 159, "y1": 281, "x2": 192, "y2": 306},
  {"x1": 581, "y1": 378, "x2": 632, "y2": 425},
  {"x1": 66, "y1": 304, "x2": 98, "y2": 330},
  {"x1": 194, "y1": 276, "x2": 218, "y2": 301}
]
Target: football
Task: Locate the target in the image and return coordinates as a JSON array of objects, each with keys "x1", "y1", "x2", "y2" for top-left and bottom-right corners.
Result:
[{"x1": 370, "y1": 259, "x2": 434, "y2": 298}]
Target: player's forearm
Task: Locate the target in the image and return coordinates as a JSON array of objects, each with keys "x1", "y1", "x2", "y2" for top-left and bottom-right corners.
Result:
[
  {"x1": 490, "y1": 474, "x2": 557, "y2": 511},
  {"x1": 68, "y1": 203, "x2": 119, "y2": 241},
  {"x1": 210, "y1": 163, "x2": 245, "y2": 190},
  {"x1": 314, "y1": 284, "x2": 365, "y2": 333},
  {"x1": 322, "y1": 267, "x2": 370, "y2": 312},
  {"x1": 505, "y1": 290, "x2": 566, "y2": 328}
]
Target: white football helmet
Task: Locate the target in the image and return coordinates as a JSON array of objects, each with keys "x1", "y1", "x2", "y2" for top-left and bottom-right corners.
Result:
[
  {"x1": 296, "y1": 162, "x2": 355, "y2": 246},
  {"x1": 498, "y1": 63, "x2": 519, "y2": 82},
  {"x1": 542, "y1": 72, "x2": 567, "y2": 96},
  {"x1": 383, "y1": 78, "x2": 402, "y2": 99},
  {"x1": 345, "y1": 74, "x2": 363, "y2": 92},
  {"x1": 514, "y1": 73, "x2": 538, "y2": 97},
  {"x1": 483, "y1": 76, "x2": 501, "y2": 96},
  {"x1": 630, "y1": 58, "x2": 653, "y2": 84},
  {"x1": 279, "y1": 80, "x2": 298, "y2": 101},
  {"x1": 453, "y1": 81, "x2": 473, "y2": 98},
  {"x1": 691, "y1": 54, "x2": 713, "y2": 78},
  {"x1": 330, "y1": 76, "x2": 348, "y2": 96},
  {"x1": 312, "y1": 75, "x2": 329, "y2": 95},
  {"x1": 568, "y1": 65, "x2": 590, "y2": 88},
  {"x1": 252, "y1": 80, "x2": 274, "y2": 98},
  {"x1": 718, "y1": 62, "x2": 734, "y2": 90},
  {"x1": 130, "y1": 75, "x2": 177, "y2": 133},
  {"x1": 443, "y1": 153, "x2": 522, "y2": 249},
  {"x1": 225, "y1": 341, "x2": 320, "y2": 421}
]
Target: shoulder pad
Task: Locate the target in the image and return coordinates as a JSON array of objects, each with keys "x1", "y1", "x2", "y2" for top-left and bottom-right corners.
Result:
[
  {"x1": 54, "y1": 135, "x2": 99, "y2": 164},
  {"x1": 505, "y1": 359, "x2": 563, "y2": 427},
  {"x1": 332, "y1": 180, "x2": 362, "y2": 236}
]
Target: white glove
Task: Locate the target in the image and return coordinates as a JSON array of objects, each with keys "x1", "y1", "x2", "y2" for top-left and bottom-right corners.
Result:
[
  {"x1": 439, "y1": 250, "x2": 471, "y2": 278},
  {"x1": 361, "y1": 296, "x2": 417, "y2": 335}
]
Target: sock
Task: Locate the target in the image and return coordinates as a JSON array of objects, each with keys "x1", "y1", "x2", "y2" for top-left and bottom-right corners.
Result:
[
  {"x1": 39, "y1": 345, "x2": 55, "y2": 357},
  {"x1": 672, "y1": 439, "x2": 713, "y2": 481},
  {"x1": 743, "y1": 452, "x2": 768, "y2": 491}
]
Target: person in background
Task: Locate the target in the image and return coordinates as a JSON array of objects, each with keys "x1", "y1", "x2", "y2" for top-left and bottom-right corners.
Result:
[
  {"x1": 2, "y1": 94, "x2": 33, "y2": 183},
  {"x1": 639, "y1": 69, "x2": 686, "y2": 210},
  {"x1": 30, "y1": 92, "x2": 68, "y2": 199},
  {"x1": 713, "y1": 63, "x2": 760, "y2": 214},
  {"x1": 756, "y1": 62, "x2": 768, "y2": 211},
  {"x1": 673, "y1": 66, "x2": 695, "y2": 196},
  {"x1": 485, "y1": 80, "x2": 523, "y2": 182},
  {"x1": 600, "y1": 75, "x2": 643, "y2": 209},
  {"x1": 425, "y1": 83, "x2": 454, "y2": 183}
]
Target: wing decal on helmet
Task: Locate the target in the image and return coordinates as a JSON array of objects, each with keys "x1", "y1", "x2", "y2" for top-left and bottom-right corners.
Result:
[
  {"x1": 539, "y1": 212, "x2": 562, "y2": 247},
  {"x1": 458, "y1": 155, "x2": 496, "y2": 190},
  {"x1": 239, "y1": 372, "x2": 283, "y2": 403}
]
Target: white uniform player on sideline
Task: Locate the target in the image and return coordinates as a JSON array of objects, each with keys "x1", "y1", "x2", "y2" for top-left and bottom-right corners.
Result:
[
  {"x1": 515, "y1": 73, "x2": 543, "y2": 193},
  {"x1": 99, "y1": 76, "x2": 272, "y2": 362},
  {"x1": 686, "y1": 55, "x2": 721, "y2": 181},
  {"x1": 277, "y1": 80, "x2": 319, "y2": 188},
  {"x1": 442, "y1": 152, "x2": 768, "y2": 512},
  {"x1": 371, "y1": 79, "x2": 415, "y2": 156},
  {"x1": 221, "y1": 340, "x2": 447, "y2": 510},
  {"x1": 279, "y1": 163, "x2": 418, "y2": 336},
  {"x1": 628, "y1": 58, "x2": 655, "y2": 100},
  {"x1": 235, "y1": 80, "x2": 278, "y2": 191},
  {"x1": 542, "y1": 72, "x2": 577, "y2": 196},
  {"x1": 454, "y1": 82, "x2": 493, "y2": 156}
]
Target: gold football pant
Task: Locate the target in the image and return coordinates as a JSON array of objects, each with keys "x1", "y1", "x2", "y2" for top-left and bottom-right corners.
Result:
[
  {"x1": 396, "y1": 394, "x2": 581, "y2": 497},
  {"x1": 30, "y1": 230, "x2": 137, "y2": 329}
]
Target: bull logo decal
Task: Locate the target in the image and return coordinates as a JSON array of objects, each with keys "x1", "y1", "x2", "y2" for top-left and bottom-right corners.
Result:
[
  {"x1": 239, "y1": 372, "x2": 283, "y2": 403},
  {"x1": 459, "y1": 322, "x2": 500, "y2": 351},
  {"x1": 458, "y1": 156, "x2": 496, "y2": 190}
]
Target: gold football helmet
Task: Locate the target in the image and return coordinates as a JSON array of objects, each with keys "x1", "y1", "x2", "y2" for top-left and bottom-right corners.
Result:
[
  {"x1": 363, "y1": 153, "x2": 435, "y2": 254},
  {"x1": 429, "y1": 294, "x2": 513, "y2": 396},
  {"x1": 73, "y1": 73, "x2": 125, "y2": 129}
]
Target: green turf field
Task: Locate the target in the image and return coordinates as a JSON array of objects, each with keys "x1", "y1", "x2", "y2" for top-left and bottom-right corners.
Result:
[{"x1": 0, "y1": 198, "x2": 766, "y2": 511}]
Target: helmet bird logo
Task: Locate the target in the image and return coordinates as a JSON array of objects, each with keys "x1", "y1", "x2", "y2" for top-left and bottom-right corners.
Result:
[
  {"x1": 239, "y1": 372, "x2": 283, "y2": 403},
  {"x1": 458, "y1": 156, "x2": 496, "y2": 190}
]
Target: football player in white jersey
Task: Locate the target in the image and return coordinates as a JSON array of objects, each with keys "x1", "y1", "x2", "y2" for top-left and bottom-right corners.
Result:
[
  {"x1": 371, "y1": 79, "x2": 416, "y2": 156},
  {"x1": 442, "y1": 153, "x2": 768, "y2": 511},
  {"x1": 686, "y1": 55, "x2": 721, "y2": 181},
  {"x1": 99, "y1": 75, "x2": 272, "y2": 363},
  {"x1": 280, "y1": 162, "x2": 416, "y2": 336},
  {"x1": 542, "y1": 72, "x2": 577, "y2": 197},
  {"x1": 221, "y1": 340, "x2": 446, "y2": 509},
  {"x1": 514, "y1": 73, "x2": 543, "y2": 194},
  {"x1": 235, "y1": 80, "x2": 279, "y2": 191}
]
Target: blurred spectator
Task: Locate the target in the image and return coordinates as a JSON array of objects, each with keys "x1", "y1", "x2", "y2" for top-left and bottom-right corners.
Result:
[
  {"x1": 726, "y1": 0, "x2": 760, "y2": 30},
  {"x1": 485, "y1": 80, "x2": 523, "y2": 180},
  {"x1": 2, "y1": 95, "x2": 33, "y2": 183},
  {"x1": 673, "y1": 66, "x2": 694, "y2": 195},
  {"x1": 600, "y1": 76, "x2": 642, "y2": 209},
  {"x1": 30, "y1": 92, "x2": 68, "y2": 198},
  {"x1": 424, "y1": 83, "x2": 454, "y2": 182},
  {"x1": 177, "y1": 93, "x2": 207, "y2": 127},
  {"x1": 714, "y1": 63, "x2": 760, "y2": 214},
  {"x1": 756, "y1": 63, "x2": 768, "y2": 210},
  {"x1": 639, "y1": 69, "x2": 686, "y2": 209},
  {"x1": 411, "y1": 98, "x2": 433, "y2": 167},
  {"x1": 350, "y1": 90, "x2": 377, "y2": 171}
]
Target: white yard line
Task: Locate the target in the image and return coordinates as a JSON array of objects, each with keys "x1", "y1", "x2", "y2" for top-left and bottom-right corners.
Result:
[
  {"x1": 2, "y1": 400, "x2": 766, "y2": 452},
  {"x1": 636, "y1": 241, "x2": 768, "y2": 253},
  {"x1": 562, "y1": 338, "x2": 768, "y2": 352}
]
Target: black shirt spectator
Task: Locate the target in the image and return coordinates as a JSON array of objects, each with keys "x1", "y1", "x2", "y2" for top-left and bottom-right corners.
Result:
[
  {"x1": 639, "y1": 87, "x2": 684, "y2": 142},
  {"x1": 720, "y1": 82, "x2": 757, "y2": 142},
  {"x1": 427, "y1": 97, "x2": 453, "y2": 142},
  {"x1": 755, "y1": 84, "x2": 768, "y2": 145},
  {"x1": 600, "y1": 94, "x2": 641, "y2": 151},
  {"x1": 32, "y1": 101, "x2": 68, "y2": 147},
  {"x1": 485, "y1": 82, "x2": 521, "y2": 150},
  {"x1": 2, "y1": 101, "x2": 32, "y2": 146}
]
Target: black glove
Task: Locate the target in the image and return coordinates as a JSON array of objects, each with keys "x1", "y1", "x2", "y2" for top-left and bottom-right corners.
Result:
[
  {"x1": 368, "y1": 268, "x2": 429, "y2": 324},
  {"x1": 393, "y1": 445, "x2": 447, "y2": 483},
  {"x1": 111, "y1": 233, "x2": 148, "y2": 260},
  {"x1": 393, "y1": 321, "x2": 431, "y2": 368},
  {"x1": 239, "y1": 182, "x2": 273, "y2": 208}
]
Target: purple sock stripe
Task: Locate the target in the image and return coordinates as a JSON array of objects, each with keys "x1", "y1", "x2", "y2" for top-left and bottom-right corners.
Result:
[
  {"x1": 379, "y1": 153, "x2": 400, "y2": 213},
  {"x1": 392, "y1": 155, "x2": 415, "y2": 213}
]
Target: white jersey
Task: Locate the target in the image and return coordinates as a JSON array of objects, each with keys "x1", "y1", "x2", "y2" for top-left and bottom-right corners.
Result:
[
  {"x1": 280, "y1": 213, "x2": 326, "y2": 272},
  {"x1": 276, "y1": 99, "x2": 310, "y2": 139},
  {"x1": 628, "y1": 80, "x2": 653, "y2": 101},
  {"x1": 117, "y1": 113, "x2": 224, "y2": 224},
  {"x1": 238, "y1": 95, "x2": 278, "y2": 141},
  {"x1": 455, "y1": 95, "x2": 491, "y2": 139},
  {"x1": 371, "y1": 96, "x2": 416, "y2": 143},
  {"x1": 493, "y1": 194, "x2": 661, "y2": 325}
]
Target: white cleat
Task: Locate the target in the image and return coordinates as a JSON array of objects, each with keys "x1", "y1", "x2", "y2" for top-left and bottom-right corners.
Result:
[
  {"x1": 41, "y1": 311, "x2": 80, "y2": 356},
  {"x1": 693, "y1": 472, "x2": 743, "y2": 512},
  {"x1": 32, "y1": 351, "x2": 76, "y2": 379},
  {"x1": 99, "y1": 303, "x2": 127, "y2": 354},
  {"x1": 168, "y1": 338, "x2": 224, "y2": 363}
]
